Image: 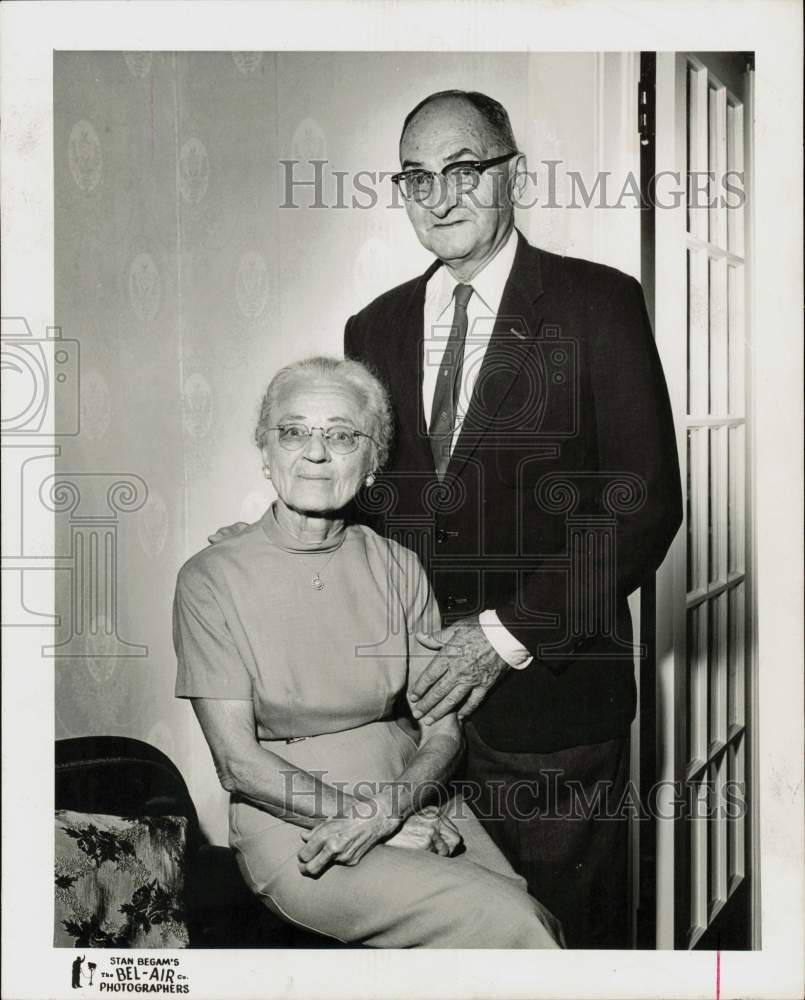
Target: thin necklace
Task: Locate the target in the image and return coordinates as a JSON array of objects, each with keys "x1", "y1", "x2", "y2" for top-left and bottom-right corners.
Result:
[
  {"x1": 307, "y1": 544, "x2": 342, "y2": 591},
  {"x1": 272, "y1": 506, "x2": 345, "y2": 589}
]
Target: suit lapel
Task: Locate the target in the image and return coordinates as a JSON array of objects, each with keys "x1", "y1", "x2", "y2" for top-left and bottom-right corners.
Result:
[
  {"x1": 394, "y1": 258, "x2": 441, "y2": 473},
  {"x1": 448, "y1": 232, "x2": 546, "y2": 478}
]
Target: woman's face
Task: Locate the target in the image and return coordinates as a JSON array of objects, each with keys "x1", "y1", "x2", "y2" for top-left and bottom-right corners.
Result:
[{"x1": 262, "y1": 376, "x2": 376, "y2": 516}]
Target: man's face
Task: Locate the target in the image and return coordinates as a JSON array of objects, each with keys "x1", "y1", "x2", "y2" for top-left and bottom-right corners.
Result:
[{"x1": 399, "y1": 97, "x2": 516, "y2": 272}]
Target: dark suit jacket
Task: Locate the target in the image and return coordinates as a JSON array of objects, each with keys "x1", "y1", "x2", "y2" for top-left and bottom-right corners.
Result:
[{"x1": 345, "y1": 231, "x2": 682, "y2": 752}]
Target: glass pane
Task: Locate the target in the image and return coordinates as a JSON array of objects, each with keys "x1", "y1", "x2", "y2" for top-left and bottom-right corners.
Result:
[
  {"x1": 727, "y1": 101, "x2": 745, "y2": 256},
  {"x1": 709, "y1": 756, "x2": 728, "y2": 912},
  {"x1": 711, "y1": 426, "x2": 728, "y2": 585},
  {"x1": 728, "y1": 735, "x2": 746, "y2": 885},
  {"x1": 708, "y1": 592, "x2": 727, "y2": 749},
  {"x1": 708, "y1": 428, "x2": 716, "y2": 584},
  {"x1": 707, "y1": 83, "x2": 715, "y2": 243},
  {"x1": 709, "y1": 259, "x2": 728, "y2": 415},
  {"x1": 721, "y1": 288, "x2": 732, "y2": 415},
  {"x1": 728, "y1": 424, "x2": 746, "y2": 575},
  {"x1": 708, "y1": 83, "x2": 727, "y2": 249},
  {"x1": 727, "y1": 264, "x2": 745, "y2": 417},
  {"x1": 687, "y1": 250, "x2": 692, "y2": 414},
  {"x1": 687, "y1": 430, "x2": 694, "y2": 592},
  {"x1": 728, "y1": 582, "x2": 746, "y2": 729},
  {"x1": 707, "y1": 259, "x2": 713, "y2": 414},
  {"x1": 687, "y1": 428, "x2": 708, "y2": 593},
  {"x1": 687, "y1": 604, "x2": 707, "y2": 765},
  {"x1": 686, "y1": 65, "x2": 693, "y2": 234},
  {"x1": 690, "y1": 778, "x2": 708, "y2": 934},
  {"x1": 687, "y1": 64, "x2": 708, "y2": 242},
  {"x1": 688, "y1": 250, "x2": 709, "y2": 416}
]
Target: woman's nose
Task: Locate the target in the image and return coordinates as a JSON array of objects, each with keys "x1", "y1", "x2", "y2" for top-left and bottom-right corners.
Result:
[{"x1": 303, "y1": 429, "x2": 329, "y2": 461}]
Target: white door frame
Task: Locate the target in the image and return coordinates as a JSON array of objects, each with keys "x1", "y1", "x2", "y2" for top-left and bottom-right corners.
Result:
[{"x1": 652, "y1": 51, "x2": 758, "y2": 950}]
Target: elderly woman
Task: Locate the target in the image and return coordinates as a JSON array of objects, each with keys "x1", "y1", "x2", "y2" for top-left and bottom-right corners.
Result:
[{"x1": 173, "y1": 356, "x2": 562, "y2": 948}]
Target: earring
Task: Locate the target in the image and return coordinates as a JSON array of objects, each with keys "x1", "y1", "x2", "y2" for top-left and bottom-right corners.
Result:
[
  {"x1": 365, "y1": 472, "x2": 376, "y2": 487},
  {"x1": 263, "y1": 465, "x2": 271, "y2": 479}
]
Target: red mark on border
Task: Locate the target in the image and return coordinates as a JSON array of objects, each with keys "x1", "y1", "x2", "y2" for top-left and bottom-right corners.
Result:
[{"x1": 716, "y1": 948, "x2": 721, "y2": 1000}]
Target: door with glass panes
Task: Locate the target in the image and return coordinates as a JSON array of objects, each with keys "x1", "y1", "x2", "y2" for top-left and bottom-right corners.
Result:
[{"x1": 652, "y1": 51, "x2": 757, "y2": 950}]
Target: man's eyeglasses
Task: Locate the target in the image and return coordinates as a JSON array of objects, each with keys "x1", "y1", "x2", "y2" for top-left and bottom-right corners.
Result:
[
  {"x1": 391, "y1": 151, "x2": 519, "y2": 203},
  {"x1": 267, "y1": 424, "x2": 376, "y2": 455}
]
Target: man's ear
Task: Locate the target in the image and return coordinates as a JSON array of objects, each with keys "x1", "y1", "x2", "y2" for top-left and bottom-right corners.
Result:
[{"x1": 510, "y1": 153, "x2": 528, "y2": 204}]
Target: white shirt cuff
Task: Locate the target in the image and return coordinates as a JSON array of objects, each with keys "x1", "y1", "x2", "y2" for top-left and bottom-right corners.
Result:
[{"x1": 478, "y1": 609, "x2": 533, "y2": 669}]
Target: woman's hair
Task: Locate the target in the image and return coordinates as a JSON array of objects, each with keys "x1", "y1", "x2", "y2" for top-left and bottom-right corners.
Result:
[{"x1": 254, "y1": 355, "x2": 394, "y2": 469}]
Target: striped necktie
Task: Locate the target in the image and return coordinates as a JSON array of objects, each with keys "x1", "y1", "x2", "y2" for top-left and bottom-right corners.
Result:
[{"x1": 429, "y1": 283, "x2": 473, "y2": 479}]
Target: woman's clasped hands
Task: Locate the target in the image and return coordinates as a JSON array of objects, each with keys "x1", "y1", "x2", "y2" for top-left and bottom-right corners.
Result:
[{"x1": 298, "y1": 799, "x2": 462, "y2": 877}]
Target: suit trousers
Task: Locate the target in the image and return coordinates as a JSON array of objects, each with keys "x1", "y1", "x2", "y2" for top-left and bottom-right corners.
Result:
[{"x1": 463, "y1": 721, "x2": 630, "y2": 949}]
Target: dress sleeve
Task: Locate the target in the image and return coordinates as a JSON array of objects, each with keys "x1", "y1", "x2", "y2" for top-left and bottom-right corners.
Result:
[
  {"x1": 390, "y1": 542, "x2": 441, "y2": 638},
  {"x1": 173, "y1": 565, "x2": 253, "y2": 700},
  {"x1": 388, "y1": 542, "x2": 442, "y2": 689}
]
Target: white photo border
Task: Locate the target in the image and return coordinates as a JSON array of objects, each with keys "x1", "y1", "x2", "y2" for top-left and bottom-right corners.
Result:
[{"x1": 1, "y1": 2, "x2": 802, "y2": 998}]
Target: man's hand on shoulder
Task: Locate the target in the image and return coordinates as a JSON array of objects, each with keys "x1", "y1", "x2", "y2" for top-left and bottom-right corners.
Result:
[
  {"x1": 207, "y1": 522, "x2": 250, "y2": 545},
  {"x1": 410, "y1": 616, "x2": 510, "y2": 724}
]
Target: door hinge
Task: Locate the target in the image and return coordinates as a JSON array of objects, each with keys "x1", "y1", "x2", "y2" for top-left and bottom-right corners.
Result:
[{"x1": 638, "y1": 77, "x2": 655, "y2": 147}]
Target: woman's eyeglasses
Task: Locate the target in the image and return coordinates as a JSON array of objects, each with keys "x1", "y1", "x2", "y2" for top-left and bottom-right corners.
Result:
[
  {"x1": 391, "y1": 151, "x2": 519, "y2": 203},
  {"x1": 268, "y1": 424, "x2": 376, "y2": 455}
]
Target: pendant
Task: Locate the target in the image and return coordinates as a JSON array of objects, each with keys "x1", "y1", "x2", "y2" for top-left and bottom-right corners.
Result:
[{"x1": 311, "y1": 573, "x2": 325, "y2": 591}]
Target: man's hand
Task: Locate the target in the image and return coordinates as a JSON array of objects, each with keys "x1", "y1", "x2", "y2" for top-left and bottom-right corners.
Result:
[
  {"x1": 207, "y1": 522, "x2": 249, "y2": 545},
  {"x1": 410, "y1": 616, "x2": 510, "y2": 724},
  {"x1": 384, "y1": 806, "x2": 462, "y2": 856}
]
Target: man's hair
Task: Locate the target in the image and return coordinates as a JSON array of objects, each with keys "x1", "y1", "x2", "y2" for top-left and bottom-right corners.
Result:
[
  {"x1": 254, "y1": 355, "x2": 393, "y2": 469},
  {"x1": 400, "y1": 90, "x2": 518, "y2": 153}
]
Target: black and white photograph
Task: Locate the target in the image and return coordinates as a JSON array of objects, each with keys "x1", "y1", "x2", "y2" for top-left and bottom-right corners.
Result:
[{"x1": 1, "y1": 2, "x2": 802, "y2": 999}]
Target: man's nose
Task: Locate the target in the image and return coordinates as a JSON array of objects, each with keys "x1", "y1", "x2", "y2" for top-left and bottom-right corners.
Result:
[{"x1": 426, "y1": 177, "x2": 460, "y2": 218}]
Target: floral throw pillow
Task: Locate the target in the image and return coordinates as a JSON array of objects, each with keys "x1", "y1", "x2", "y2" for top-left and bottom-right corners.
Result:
[{"x1": 55, "y1": 810, "x2": 190, "y2": 948}]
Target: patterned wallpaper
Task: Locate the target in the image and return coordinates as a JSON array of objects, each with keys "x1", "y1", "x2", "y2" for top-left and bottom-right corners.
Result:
[{"x1": 53, "y1": 51, "x2": 620, "y2": 843}]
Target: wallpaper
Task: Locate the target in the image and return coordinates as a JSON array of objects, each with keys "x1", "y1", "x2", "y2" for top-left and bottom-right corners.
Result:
[{"x1": 53, "y1": 50, "x2": 623, "y2": 843}]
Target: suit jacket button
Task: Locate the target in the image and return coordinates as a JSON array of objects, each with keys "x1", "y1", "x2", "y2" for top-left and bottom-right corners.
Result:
[{"x1": 436, "y1": 529, "x2": 448, "y2": 544}]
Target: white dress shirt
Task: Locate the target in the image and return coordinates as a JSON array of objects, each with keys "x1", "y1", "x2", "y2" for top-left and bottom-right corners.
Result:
[{"x1": 422, "y1": 228, "x2": 532, "y2": 670}]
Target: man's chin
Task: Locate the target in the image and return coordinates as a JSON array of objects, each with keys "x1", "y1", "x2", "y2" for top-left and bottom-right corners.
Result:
[{"x1": 424, "y1": 226, "x2": 474, "y2": 261}]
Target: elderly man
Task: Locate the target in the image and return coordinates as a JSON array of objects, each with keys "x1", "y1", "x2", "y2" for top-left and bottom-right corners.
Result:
[{"x1": 343, "y1": 90, "x2": 682, "y2": 948}]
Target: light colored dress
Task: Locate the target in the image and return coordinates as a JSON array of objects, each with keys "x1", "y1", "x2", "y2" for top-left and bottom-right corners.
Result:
[{"x1": 174, "y1": 504, "x2": 560, "y2": 948}]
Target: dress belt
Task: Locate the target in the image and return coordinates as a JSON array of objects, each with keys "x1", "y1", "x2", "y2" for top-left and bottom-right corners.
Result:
[{"x1": 263, "y1": 719, "x2": 413, "y2": 745}]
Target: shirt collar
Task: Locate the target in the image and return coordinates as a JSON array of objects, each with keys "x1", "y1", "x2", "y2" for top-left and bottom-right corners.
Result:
[{"x1": 427, "y1": 227, "x2": 518, "y2": 320}]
